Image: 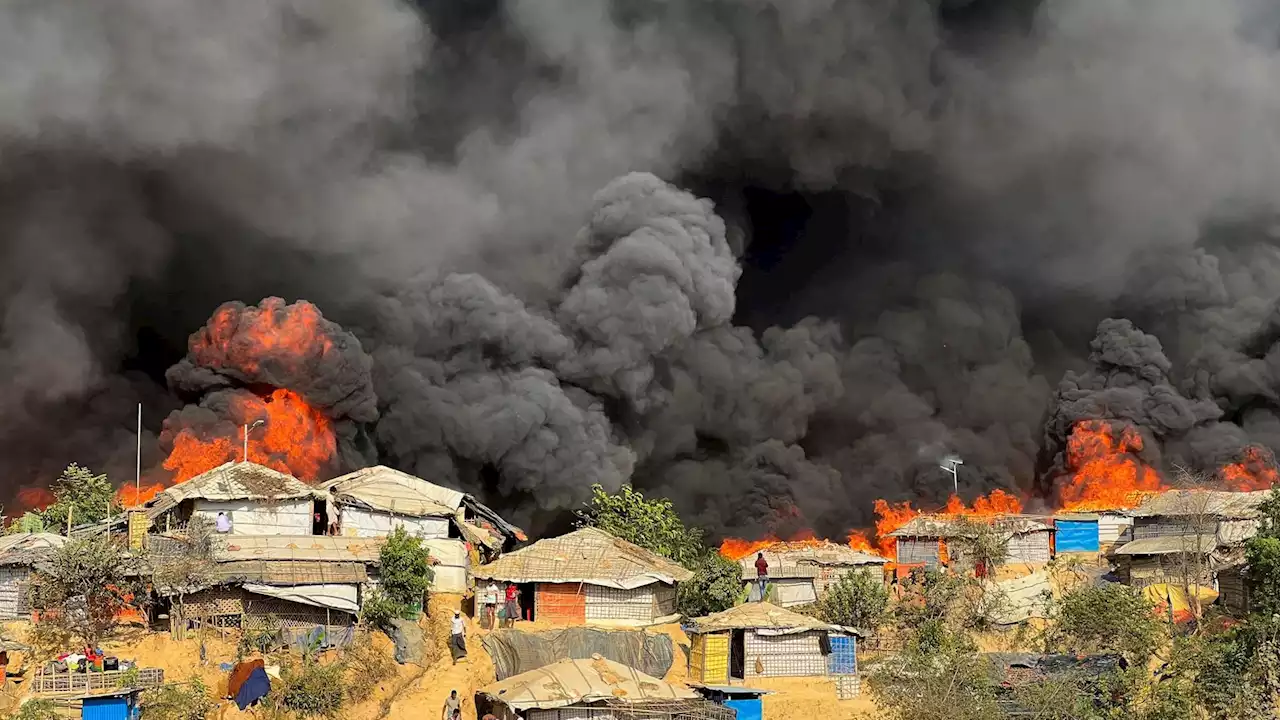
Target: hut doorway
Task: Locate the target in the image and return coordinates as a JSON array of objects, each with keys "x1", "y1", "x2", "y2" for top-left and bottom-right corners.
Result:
[
  {"x1": 312, "y1": 499, "x2": 327, "y2": 536},
  {"x1": 731, "y1": 629, "x2": 746, "y2": 680}
]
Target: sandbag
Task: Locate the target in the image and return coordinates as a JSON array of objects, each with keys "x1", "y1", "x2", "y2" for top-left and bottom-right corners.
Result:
[{"x1": 388, "y1": 618, "x2": 426, "y2": 665}]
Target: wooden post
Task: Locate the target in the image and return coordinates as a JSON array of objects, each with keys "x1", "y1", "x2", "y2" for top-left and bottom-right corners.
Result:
[{"x1": 66, "y1": 506, "x2": 74, "y2": 536}]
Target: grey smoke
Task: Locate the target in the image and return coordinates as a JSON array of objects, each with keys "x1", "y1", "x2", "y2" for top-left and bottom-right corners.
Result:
[{"x1": 6, "y1": 0, "x2": 1280, "y2": 537}]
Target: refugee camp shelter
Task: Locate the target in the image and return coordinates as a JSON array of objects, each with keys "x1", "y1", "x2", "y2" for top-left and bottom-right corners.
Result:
[
  {"x1": 687, "y1": 602, "x2": 859, "y2": 681},
  {"x1": 1053, "y1": 514, "x2": 1100, "y2": 553},
  {"x1": 474, "y1": 528, "x2": 693, "y2": 625},
  {"x1": 1113, "y1": 490, "x2": 1270, "y2": 589},
  {"x1": 143, "y1": 462, "x2": 316, "y2": 535},
  {"x1": 1218, "y1": 564, "x2": 1253, "y2": 614},
  {"x1": 1098, "y1": 511, "x2": 1135, "y2": 550},
  {"x1": 888, "y1": 515, "x2": 1055, "y2": 568},
  {"x1": 688, "y1": 684, "x2": 771, "y2": 720},
  {"x1": 0, "y1": 533, "x2": 66, "y2": 619},
  {"x1": 740, "y1": 541, "x2": 887, "y2": 606},
  {"x1": 476, "y1": 655, "x2": 733, "y2": 720},
  {"x1": 79, "y1": 688, "x2": 142, "y2": 720}
]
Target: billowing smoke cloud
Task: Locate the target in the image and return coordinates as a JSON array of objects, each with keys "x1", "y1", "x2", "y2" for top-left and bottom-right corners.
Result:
[{"x1": 7, "y1": 0, "x2": 1280, "y2": 536}]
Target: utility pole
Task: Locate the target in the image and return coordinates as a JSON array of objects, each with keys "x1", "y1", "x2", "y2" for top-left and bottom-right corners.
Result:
[
  {"x1": 940, "y1": 455, "x2": 964, "y2": 496},
  {"x1": 243, "y1": 419, "x2": 265, "y2": 463},
  {"x1": 135, "y1": 403, "x2": 142, "y2": 507}
]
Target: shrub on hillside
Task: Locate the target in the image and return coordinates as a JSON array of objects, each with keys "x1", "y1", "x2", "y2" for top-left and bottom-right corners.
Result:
[
  {"x1": 1050, "y1": 583, "x2": 1163, "y2": 663},
  {"x1": 11, "y1": 699, "x2": 58, "y2": 720},
  {"x1": 816, "y1": 571, "x2": 889, "y2": 631},
  {"x1": 343, "y1": 632, "x2": 396, "y2": 703},
  {"x1": 140, "y1": 677, "x2": 217, "y2": 720},
  {"x1": 268, "y1": 661, "x2": 347, "y2": 719}
]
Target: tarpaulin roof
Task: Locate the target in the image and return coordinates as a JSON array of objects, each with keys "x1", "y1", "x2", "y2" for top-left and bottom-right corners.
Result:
[
  {"x1": 474, "y1": 528, "x2": 693, "y2": 589},
  {"x1": 481, "y1": 628, "x2": 674, "y2": 681},
  {"x1": 243, "y1": 583, "x2": 359, "y2": 613},
  {"x1": 888, "y1": 515, "x2": 1054, "y2": 538},
  {"x1": 478, "y1": 655, "x2": 695, "y2": 711},
  {"x1": 690, "y1": 601, "x2": 857, "y2": 635},
  {"x1": 145, "y1": 462, "x2": 313, "y2": 518},
  {"x1": 0, "y1": 532, "x2": 67, "y2": 566},
  {"x1": 737, "y1": 542, "x2": 885, "y2": 580},
  {"x1": 1113, "y1": 536, "x2": 1217, "y2": 556},
  {"x1": 212, "y1": 535, "x2": 385, "y2": 564},
  {"x1": 1128, "y1": 490, "x2": 1273, "y2": 519},
  {"x1": 320, "y1": 466, "x2": 459, "y2": 518}
]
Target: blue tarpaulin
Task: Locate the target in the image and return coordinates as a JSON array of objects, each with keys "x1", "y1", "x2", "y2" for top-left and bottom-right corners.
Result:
[
  {"x1": 726, "y1": 697, "x2": 763, "y2": 720},
  {"x1": 235, "y1": 666, "x2": 271, "y2": 711},
  {"x1": 828, "y1": 635, "x2": 857, "y2": 674},
  {"x1": 1056, "y1": 520, "x2": 1099, "y2": 552}
]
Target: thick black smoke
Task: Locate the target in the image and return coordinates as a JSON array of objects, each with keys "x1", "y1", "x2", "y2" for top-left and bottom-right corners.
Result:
[{"x1": 6, "y1": 0, "x2": 1280, "y2": 537}]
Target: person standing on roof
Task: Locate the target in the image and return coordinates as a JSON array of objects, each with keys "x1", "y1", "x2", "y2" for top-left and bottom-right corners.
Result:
[
  {"x1": 215, "y1": 512, "x2": 232, "y2": 534},
  {"x1": 754, "y1": 552, "x2": 768, "y2": 601}
]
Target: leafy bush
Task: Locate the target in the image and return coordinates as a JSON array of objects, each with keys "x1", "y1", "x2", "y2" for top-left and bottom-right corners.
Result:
[
  {"x1": 31, "y1": 536, "x2": 140, "y2": 646},
  {"x1": 376, "y1": 527, "x2": 434, "y2": 616},
  {"x1": 677, "y1": 552, "x2": 742, "y2": 618},
  {"x1": 1051, "y1": 583, "x2": 1163, "y2": 662},
  {"x1": 140, "y1": 677, "x2": 217, "y2": 720},
  {"x1": 40, "y1": 463, "x2": 119, "y2": 532},
  {"x1": 343, "y1": 632, "x2": 396, "y2": 703},
  {"x1": 816, "y1": 570, "x2": 889, "y2": 631},
  {"x1": 270, "y1": 661, "x2": 348, "y2": 718},
  {"x1": 11, "y1": 699, "x2": 58, "y2": 720},
  {"x1": 359, "y1": 588, "x2": 402, "y2": 631},
  {"x1": 240, "y1": 614, "x2": 283, "y2": 656}
]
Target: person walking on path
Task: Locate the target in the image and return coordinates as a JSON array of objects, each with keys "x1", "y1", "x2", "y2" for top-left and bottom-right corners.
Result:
[
  {"x1": 482, "y1": 581, "x2": 499, "y2": 630},
  {"x1": 449, "y1": 611, "x2": 467, "y2": 664},
  {"x1": 443, "y1": 690, "x2": 462, "y2": 720},
  {"x1": 754, "y1": 552, "x2": 769, "y2": 601},
  {"x1": 503, "y1": 583, "x2": 519, "y2": 628}
]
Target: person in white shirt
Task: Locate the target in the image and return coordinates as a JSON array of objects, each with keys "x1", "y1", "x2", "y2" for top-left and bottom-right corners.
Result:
[
  {"x1": 482, "y1": 582, "x2": 499, "y2": 629},
  {"x1": 449, "y1": 610, "x2": 467, "y2": 664},
  {"x1": 215, "y1": 512, "x2": 232, "y2": 533}
]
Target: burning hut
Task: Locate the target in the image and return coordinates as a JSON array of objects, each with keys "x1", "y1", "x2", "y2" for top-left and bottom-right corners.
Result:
[
  {"x1": 0, "y1": 533, "x2": 66, "y2": 619},
  {"x1": 476, "y1": 655, "x2": 733, "y2": 720},
  {"x1": 1114, "y1": 489, "x2": 1270, "y2": 591},
  {"x1": 687, "y1": 602, "x2": 859, "y2": 683},
  {"x1": 142, "y1": 462, "x2": 316, "y2": 536},
  {"x1": 739, "y1": 540, "x2": 887, "y2": 606},
  {"x1": 473, "y1": 528, "x2": 692, "y2": 626},
  {"x1": 887, "y1": 515, "x2": 1055, "y2": 569}
]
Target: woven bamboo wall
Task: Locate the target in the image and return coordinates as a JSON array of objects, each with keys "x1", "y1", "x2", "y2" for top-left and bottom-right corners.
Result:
[
  {"x1": 1218, "y1": 569, "x2": 1250, "y2": 614},
  {"x1": 584, "y1": 584, "x2": 654, "y2": 622},
  {"x1": 744, "y1": 631, "x2": 827, "y2": 678},
  {"x1": 184, "y1": 587, "x2": 249, "y2": 618},
  {"x1": 1006, "y1": 532, "x2": 1052, "y2": 563},
  {"x1": 834, "y1": 674, "x2": 862, "y2": 699},
  {"x1": 535, "y1": 583, "x2": 586, "y2": 624},
  {"x1": 897, "y1": 539, "x2": 940, "y2": 567},
  {"x1": 689, "y1": 632, "x2": 730, "y2": 684},
  {"x1": 1133, "y1": 520, "x2": 1215, "y2": 540},
  {"x1": 0, "y1": 567, "x2": 29, "y2": 620}
]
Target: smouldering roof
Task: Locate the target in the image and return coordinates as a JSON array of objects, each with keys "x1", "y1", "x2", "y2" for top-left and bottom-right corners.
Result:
[
  {"x1": 473, "y1": 527, "x2": 693, "y2": 589},
  {"x1": 887, "y1": 515, "x2": 1054, "y2": 539},
  {"x1": 1128, "y1": 490, "x2": 1273, "y2": 520},
  {"x1": 478, "y1": 655, "x2": 696, "y2": 711},
  {"x1": 145, "y1": 462, "x2": 313, "y2": 518},
  {"x1": 737, "y1": 541, "x2": 886, "y2": 580}
]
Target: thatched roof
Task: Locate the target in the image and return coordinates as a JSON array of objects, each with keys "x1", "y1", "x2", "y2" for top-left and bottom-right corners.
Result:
[
  {"x1": 738, "y1": 541, "x2": 886, "y2": 580},
  {"x1": 474, "y1": 528, "x2": 693, "y2": 589},
  {"x1": 888, "y1": 515, "x2": 1053, "y2": 539},
  {"x1": 478, "y1": 655, "x2": 696, "y2": 711},
  {"x1": 690, "y1": 601, "x2": 856, "y2": 635},
  {"x1": 0, "y1": 532, "x2": 67, "y2": 566},
  {"x1": 1128, "y1": 490, "x2": 1272, "y2": 519},
  {"x1": 145, "y1": 462, "x2": 313, "y2": 518},
  {"x1": 319, "y1": 465, "x2": 459, "y2": 518},
  {"x1": 211, "y1": 535, "x2": 384, "y2": 564}
]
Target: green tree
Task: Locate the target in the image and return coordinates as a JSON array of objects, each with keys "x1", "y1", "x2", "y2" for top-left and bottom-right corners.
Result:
[
  {"x1": 870, "y1": 639, "x2": 1001, "y2": 720},
  {"x1": 31, "y1": 537, "x2": 141, "y2": 646},
  {"x1": 11, "y1": 511, "x2": 48, "y2": 534},
  {"x1": 1050, "y1": 584, "x2": 1163, "y2": 663},
  {"x1": 1245, "y1": 486, "x2": 1280, "y2": 617},
  {"x1": 577, "y1": 484, "x2": 738, "y2": 617},
  {"x1": 816, "y1": 570, "x2": 889, "y2": 631},
  {"x1": 376, "y1": 526, "x2": 434, "y2": 615},
  {"x1": 42, "y1": 464, "x2": 118, "y2": 533}
]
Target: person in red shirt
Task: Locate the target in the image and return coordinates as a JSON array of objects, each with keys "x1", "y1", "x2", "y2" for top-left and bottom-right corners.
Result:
[
  {"x1": 754, "y1": 552, "x2": 769, "y2": 601},
  {"x1": 503, "y1": 583, "x2": 519, "y2": 628}
]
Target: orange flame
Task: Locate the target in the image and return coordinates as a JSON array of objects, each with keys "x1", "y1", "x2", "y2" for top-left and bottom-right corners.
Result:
[
  {"x1": 868, "y1": 489, "x2": 1023, "y2": 558},
  {"x1": 1058, "y1": 419, "x2": 1165, "y2": 511},
  {"x1": 191, "y1": 298, "x2": 335, "y2": 376},
  {"x1": 15, "y1": 488, "x2": 55, "y2": 513},
  {"x1": 163, "y1": 388, "x2": 336, "y2": 483},
  {"x1": 116, "y1": 483, "x2": 166, "y2": 508},
  {"x1": 1219, "y1": 446, "x2": 1279, "y2": 491}
]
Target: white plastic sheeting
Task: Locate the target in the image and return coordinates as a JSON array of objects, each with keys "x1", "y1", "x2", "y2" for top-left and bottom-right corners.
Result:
[
  {"x1": 341, "y1": 508, "x2": 449, "y2": 540},
  {"x1": 987, "y1": 572, "x2": 1052, "y2": 625},
  {"x1": 243, "y1": 583, "x2": 360, "y2": 613},
  {"x1": 768, "y1": 579, "x2": 818, "y2": 607},
  {"x1": 193, "y1": 499, "x2": 313, "y2": 536},
  {"x1": 425, "y1": 539, "x2": 469, "y2": 593}
]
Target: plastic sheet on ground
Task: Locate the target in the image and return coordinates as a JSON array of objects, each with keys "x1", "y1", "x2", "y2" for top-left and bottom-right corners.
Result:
[
  {"x1": 388, "y1": 618, "x2": 426, "y2": 665},
  {"x1": 987, "y1": 572, "x2": 1052, "y2": 625},
  {"x1": 481, "y1": 627, "x2": 674, "y2": 681},
  {"x1": 1142, "y1": 583, "x2": 1218, "y2": 624}
]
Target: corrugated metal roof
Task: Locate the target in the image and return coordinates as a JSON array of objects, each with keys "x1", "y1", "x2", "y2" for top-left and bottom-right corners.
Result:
[
  {"x1": 690, "y1": 601, "x2": 838, "y2": 633},
  {"x1": 479, "y1": 655, "x2": 696, "y2": 711},
  {"x1": 211, "y1": 535, "x2": 384, "y2": 564},
  {"x1": 320, "y1": 465, "x2": 460, "y2": 517},
  {"x1": 888, "y1": 515, "x2": 1054, "y2": 538},
  {"x1": 1128, "y1": 490, "x2": 1273, "y2": 519},
  {"x1": 1113, "y1": 536, "x2": 1217, "y2": 556},
  {"x1": 146, "y1": 462, "x2": 314, "y2": 517},
  {"x1": 474, "y1": 528, "x2": 693, "y2": 588},
  {"x1": 737, "y1": 541, "x2": 885, "y2": 580}
]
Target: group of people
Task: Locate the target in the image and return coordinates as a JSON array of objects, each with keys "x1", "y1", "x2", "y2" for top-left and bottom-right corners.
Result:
[{"x1": 478, "y1": 581, "x2": 521, "y2": 629}]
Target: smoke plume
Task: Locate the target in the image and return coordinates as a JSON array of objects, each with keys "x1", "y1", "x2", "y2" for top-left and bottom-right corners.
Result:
[{"x1": 7, "y1": 0, "x2": 1280, "y2": 536}]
